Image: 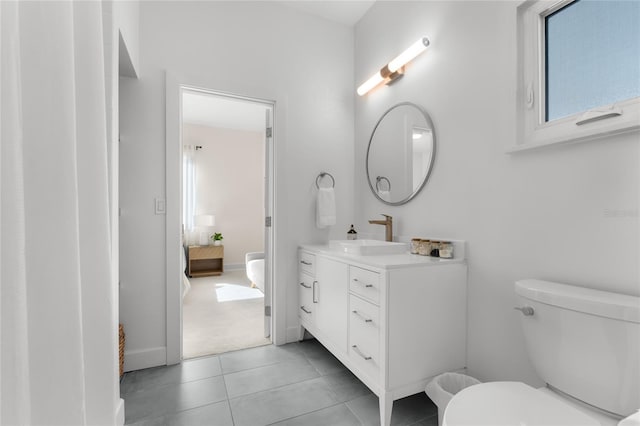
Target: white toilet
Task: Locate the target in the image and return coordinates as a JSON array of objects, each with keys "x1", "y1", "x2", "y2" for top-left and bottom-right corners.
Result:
[{"x1": 444, "y1": 279, "x2": 640, "y2": 426}]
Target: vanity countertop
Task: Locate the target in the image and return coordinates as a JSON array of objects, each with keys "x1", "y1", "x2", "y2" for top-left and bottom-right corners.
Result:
[{"x1": 300, "y1": 244, "x2": 466, "y2": 270}]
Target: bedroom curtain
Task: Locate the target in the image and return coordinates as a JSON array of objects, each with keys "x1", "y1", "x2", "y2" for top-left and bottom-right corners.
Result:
[
  {"x1": 183, "y1": 145, "x2": 197, "y2": 245},
  {"x1": 1, "y1": 1, "x2": 116, "y2": 424}
]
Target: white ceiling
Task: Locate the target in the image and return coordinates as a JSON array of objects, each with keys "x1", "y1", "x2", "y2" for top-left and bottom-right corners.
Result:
[
  {"x1": 277, "y1": 0, "x2": 375, "y2": 27},
  {"x1": 182, "y1": 91, "x2": 268, "y2": 133}
]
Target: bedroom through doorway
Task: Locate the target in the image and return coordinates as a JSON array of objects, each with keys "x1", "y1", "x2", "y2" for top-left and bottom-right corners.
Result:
[{"x1": 180, "y1": 88, "x2": 274, "y2": 359}]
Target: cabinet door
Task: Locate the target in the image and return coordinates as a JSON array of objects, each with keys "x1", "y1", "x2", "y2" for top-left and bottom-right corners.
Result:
[{"x1": 315, "y1": 256, "x2": 348, "y2": 353}]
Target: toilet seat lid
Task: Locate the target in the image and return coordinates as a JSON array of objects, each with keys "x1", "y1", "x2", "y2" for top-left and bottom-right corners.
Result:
[{"x1": 443, "y1": 382, "x2": 600, "y2": 426}]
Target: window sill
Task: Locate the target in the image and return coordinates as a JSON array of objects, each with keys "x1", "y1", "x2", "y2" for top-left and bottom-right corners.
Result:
[
  {"x1": 507, "y1": 123, "x2": 640, "y2": 153},
  {"x1": 512, "y1": 97, "x2": 640, "y2": 154}
]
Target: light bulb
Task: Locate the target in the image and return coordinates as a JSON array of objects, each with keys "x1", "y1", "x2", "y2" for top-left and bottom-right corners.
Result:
[
  {"x1": 388, "y1": 37, "x2": 430, "y2": 73},
  {"x1": 357, "y1": 72, "x2": 384, "y2": 96}
]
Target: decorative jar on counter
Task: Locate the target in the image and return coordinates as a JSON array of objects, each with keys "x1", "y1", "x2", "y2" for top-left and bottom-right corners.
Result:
[
  {"x1": 417, "y1": 239, "x2": 431, "y2": 256},
  {"x1": 439, "y1": 241, "x2": 454, "y2": 259},
  {"x1": 411, "y1": 238, "x2": 421, "y2": 254}
]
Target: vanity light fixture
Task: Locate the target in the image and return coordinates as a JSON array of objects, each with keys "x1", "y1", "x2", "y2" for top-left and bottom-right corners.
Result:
[{"x1": 357, "y1": 37, "x2": 430, "y2": 96}]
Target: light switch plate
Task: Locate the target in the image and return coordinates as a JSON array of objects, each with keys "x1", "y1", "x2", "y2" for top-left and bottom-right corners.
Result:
[{"x1": 155, "y1": 198, "x2": 166, "y2": 215}]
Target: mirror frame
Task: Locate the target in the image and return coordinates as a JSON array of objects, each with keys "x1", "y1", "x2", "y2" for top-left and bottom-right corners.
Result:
[{"x1": 365, "y1": 102, "x2": 436, "y2": 206}]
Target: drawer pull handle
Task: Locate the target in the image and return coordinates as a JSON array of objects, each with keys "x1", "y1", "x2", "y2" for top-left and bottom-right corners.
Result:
[
  {"x1": 352, "y1": 345, "x2": 372, "y2": 361},
  {"x1": 353, "y1": 278, "x2": 373, "y2": 288},
  {"x1": 300, "y1": 260, "x2": 312, "y2": 266},
  {"x1": 312, "y1": 281, "x2": 318, "y2": 303},
  {"x1": 514, "y1": 306, "x2": 534, "y2": 316},
  {"x1": 352, "y1": 310, "x2": 373, "y2": 323},
  {"x1": 299, "y1": 282, "x2": 311, "y2": 289},
  {"x1": 300, "y1": 306, "x2": 312, "y2": 314}
]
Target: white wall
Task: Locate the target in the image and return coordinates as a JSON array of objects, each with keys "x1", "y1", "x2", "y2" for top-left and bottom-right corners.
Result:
[
  {"x1": 116, "y1": 0, "x2": 140, "y2": 77},
  {"x1": 184, "y1": 124, "x2": 265, "y2": 266},
  {"x1": 104, "y1": 1, "x2": 139, "y2": 423},
  {"x1": 355, "y1": 1, "x2": 639, "y2": 386},
  {"x1": 120, "y1": 1, "x2": 354, "y2": 369}
]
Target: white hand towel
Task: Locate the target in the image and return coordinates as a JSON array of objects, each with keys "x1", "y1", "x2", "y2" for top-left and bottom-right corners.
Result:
[
  {"x1": 378, "y1": 190, "x2": 391, "y2": 202},
  {"x1": 316, "y1": 187, "x2": 336, "y2": 228}
]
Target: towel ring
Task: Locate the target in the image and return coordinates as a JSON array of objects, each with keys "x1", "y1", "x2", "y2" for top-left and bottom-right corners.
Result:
[
  {"x1": 376, "y1": 176, "x2": 391, "y2": 192},
  {"x1": 316, "y1": 172, "x2": 335, "y2": 189}
]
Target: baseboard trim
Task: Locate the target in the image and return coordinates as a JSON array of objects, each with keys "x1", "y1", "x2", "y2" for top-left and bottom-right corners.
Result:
[
  {"x1": 115, "y1": 398, "x2": 125, "y2": 426},
  {"x1": 124, "y1": 346, "x2": 166, "y2": 372},
  {"x1": 224, "y1": 263, "x2": 244, "y2": 271},
  {"x1": 286, "y1": 325, "x2": 301, "y2": 343}
]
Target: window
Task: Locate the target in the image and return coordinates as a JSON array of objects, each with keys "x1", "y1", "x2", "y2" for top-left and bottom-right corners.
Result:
[{"x1": 515, "y1": 0, "x2": 640, "y2": 151}]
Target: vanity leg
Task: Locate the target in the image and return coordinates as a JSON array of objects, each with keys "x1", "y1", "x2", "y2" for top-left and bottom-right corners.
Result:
[
  {"x1": 298, "y1": 325, "x2": 306, "y2": 341},
  {"x1": 379, "y1": 393, "x2": 393, "y2": 426}
]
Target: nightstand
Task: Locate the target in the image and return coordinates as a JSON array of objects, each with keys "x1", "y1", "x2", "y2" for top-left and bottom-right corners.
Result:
[{"x1": 188, "y1": 245, "x2": 224, "y2": 277}]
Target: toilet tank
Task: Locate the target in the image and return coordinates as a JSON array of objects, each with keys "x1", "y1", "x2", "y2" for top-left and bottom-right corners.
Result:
[{"x1": 515, "y1": 279, "x2": 639, "y2": 417}]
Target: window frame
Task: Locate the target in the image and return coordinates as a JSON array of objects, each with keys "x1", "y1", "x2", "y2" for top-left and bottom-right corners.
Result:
[{"x1": 513, "y1": 0, "x2": 640, "y2": 152}]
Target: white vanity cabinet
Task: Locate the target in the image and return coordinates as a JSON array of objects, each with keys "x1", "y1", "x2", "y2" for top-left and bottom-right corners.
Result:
[{"x1": 298, "y1": 246, "x2": 467, "y2": 426}]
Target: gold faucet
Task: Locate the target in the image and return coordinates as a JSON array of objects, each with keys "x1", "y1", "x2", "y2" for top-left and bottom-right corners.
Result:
[{"x1": 368, "y1": 214, "x2": 393, "y2": 242}]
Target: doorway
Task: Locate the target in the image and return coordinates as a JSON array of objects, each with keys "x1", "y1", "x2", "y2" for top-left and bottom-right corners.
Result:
[{"x1": 175, "y1": 86, "x2": 274, "y2": 360}]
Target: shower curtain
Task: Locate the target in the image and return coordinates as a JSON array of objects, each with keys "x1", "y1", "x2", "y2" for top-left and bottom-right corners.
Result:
[{"x1": 1, "y1": 2, "x2": 117, "y2": 424}]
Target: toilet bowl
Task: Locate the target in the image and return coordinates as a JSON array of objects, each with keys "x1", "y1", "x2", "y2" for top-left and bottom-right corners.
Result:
[
  {"x1": 443, "y1": 279, "x2": 639, "y2": 426},
  {"x1": 443, "y1": 382, "x2": 618, "y2": 426}
]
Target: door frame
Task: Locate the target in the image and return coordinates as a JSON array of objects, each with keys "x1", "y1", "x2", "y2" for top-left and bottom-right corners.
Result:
[{"x1": 165, "y1": 72, "x2": 276, "y2": 364}]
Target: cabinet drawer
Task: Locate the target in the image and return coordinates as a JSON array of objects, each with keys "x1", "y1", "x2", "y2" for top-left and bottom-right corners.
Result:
[
  {"x1": 189, "y1": 245, "x2": 223, "y2": 260},
  {"x1": 349, "y1": 266, "x2": 380, "y2": 304},
  {"x1": 299, "y1": 251, "x2": 316, "y2": 276},
  {"x1": 349, "y1": 295, "x2": 380, "y2": 377},
  {"x1": 299, "y1": 274, "x2": 315, "y2": 321},
  {"x1": 349, "y1": 295, "x2": 379, "y2": 354}
]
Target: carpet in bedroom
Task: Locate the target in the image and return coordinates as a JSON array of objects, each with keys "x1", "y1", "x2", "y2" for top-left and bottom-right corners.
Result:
[{"x1": 182, "y1": 270, "x2": 270, "y2": 359}]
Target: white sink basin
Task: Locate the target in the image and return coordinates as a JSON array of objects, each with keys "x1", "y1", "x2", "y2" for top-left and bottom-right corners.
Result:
[{"x1": 329, "y1": 239, "x2": 407, "y2": 256}]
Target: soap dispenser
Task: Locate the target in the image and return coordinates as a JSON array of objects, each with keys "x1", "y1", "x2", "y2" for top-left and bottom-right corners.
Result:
[{"x1": 347, "y1": 224, "x2": 357, "y2": 240}]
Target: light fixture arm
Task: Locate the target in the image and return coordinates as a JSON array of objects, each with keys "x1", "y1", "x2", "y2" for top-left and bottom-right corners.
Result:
[{"x1": 380, "y1": 64, "x2": 404, "y2": 85}]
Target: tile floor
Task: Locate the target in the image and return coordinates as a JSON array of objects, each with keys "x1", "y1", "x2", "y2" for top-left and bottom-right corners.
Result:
[{"x1": 121, "y1": 339, "x2": 438, "y2": 426}]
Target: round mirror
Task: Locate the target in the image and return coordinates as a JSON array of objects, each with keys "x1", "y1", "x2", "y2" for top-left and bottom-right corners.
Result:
[{"x1": 366, "y1": 102, "x2": 436, "y2": 205}]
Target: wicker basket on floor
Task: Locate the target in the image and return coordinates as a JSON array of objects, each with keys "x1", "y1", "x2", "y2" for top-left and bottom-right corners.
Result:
[{"x1": 119, "y1": 324, "x2": 125, "y2": 377}]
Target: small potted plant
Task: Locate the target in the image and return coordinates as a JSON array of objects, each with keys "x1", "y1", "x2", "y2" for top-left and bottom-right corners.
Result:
[{"x1": 211, "y1": 232, "x2": 223, "y2": 246}]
